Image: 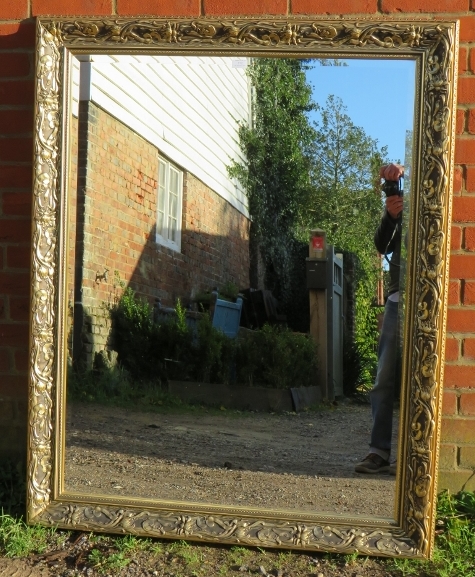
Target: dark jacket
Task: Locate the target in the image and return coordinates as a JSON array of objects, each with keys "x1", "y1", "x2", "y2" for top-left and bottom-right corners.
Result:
[{"x1": 374, "y1": 209, "x2": 401, "y2": 297}]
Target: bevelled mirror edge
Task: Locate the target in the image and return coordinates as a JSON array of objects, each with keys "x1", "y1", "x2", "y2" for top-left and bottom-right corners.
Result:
[{"x1": 28, "y1": 17, "x2": 458, "y2": 559}]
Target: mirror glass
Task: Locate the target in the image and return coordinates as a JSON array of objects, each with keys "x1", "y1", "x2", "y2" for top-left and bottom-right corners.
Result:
[{"x1": 64, "y1": 54, "x2": 416, "y2": 519}]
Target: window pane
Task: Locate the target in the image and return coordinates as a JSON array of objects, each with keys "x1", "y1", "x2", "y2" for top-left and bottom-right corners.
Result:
[
  {"x1": 157, "y1": 158, "x2": 181, "y2": 247},
  {"x1": 169, "y1": 215, "x2": 177, "y2": 242},
  {"x1": 169, "y1": 191, "x2": 177, "y2": 218},
  {"x1": 169, "y1": 168, "x2": 179, "y2": 195},
  {"x1": 157, "y1": 161, "x2": 166, "y2": 235},
  {"x1": 157, "y1": 210, "x2": 164, "y2": 236},
  {"x1": 159, "y1": 161, "x2": 166, "y2": 188}
]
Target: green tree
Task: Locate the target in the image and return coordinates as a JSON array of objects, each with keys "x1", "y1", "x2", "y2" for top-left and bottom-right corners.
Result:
[
  {"x1": 229, "y1": 61, "x2": 390, "y2": 390},
  {"x1": 228, "y1": 58, "x2": 316, "y2": 309},
  {"x1": 309, "y1": 95, "x2": 389, "y2": 391},
  {"x1": 310, "y1": 94, "x2": 386, "y2": 253}
]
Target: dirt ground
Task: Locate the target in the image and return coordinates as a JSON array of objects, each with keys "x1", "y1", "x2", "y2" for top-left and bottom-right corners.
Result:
[
  {"x1": 65, "y1": 401, "x2": 399, "y2": 518},
  {"x1": 0, "y1": 537, "x2": 401, "y2": 577}
]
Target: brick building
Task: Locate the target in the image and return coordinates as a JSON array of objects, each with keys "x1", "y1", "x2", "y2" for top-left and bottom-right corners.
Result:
[
  {"x1": 68, "y1": 57, "x2": 251, "y2": 368},
  {"x1": 0, "y1": 1, "x2": 474, "y2": 492}
]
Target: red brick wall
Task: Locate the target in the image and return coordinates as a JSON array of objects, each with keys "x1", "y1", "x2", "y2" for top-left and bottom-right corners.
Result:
[
  {"x1": 445, "y1": 9, "x2": 475, "y2": 492},
  {"x1": 0, "y1": 2, "x2": 474, "y2": 490},
  {"x1": 0, "y1": 19, "x2": 34, "y2": 457},
  {"x1": 69, "y1": 101, "x2": 249, "y2": 367}
]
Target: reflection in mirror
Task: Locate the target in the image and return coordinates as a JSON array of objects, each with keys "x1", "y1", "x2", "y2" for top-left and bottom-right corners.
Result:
[{"x1": 65, "y1": 55, "x2": 415, "y2": 518}]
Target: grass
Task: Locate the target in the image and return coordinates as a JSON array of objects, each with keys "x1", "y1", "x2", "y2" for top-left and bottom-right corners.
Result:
[
  {"x1": 168, "y1": 540, "x2": 204, "y2": 567},
  {"x1": 0, "y1": 502, "x2": 472, "y2": 576},
  {"x1": 67, "y1": 365, "x2": 337, "y2": 421},
  {"x1": 0, "y1": 512, "x2": 59, "y2": 558},
  {"x1": 69, "y1": 366, "x2": 232, "y2": 417},
  {"x1": 386, "y1": 490, "x2": 475, "y2": 577},
  {"x1": 228, "y1": 545, "x2": 253, "y2": 566},
  {"x1": 88, "y1": 547, "x2": 131, "y2": 574}
]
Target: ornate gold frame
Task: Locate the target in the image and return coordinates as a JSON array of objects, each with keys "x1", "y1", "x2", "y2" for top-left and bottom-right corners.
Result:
[{"x1": 29, "y1": 17, "x2": 458, "y2": 559}]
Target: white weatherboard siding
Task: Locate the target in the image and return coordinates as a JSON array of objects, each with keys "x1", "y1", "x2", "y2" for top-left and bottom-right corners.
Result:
[{"x1": 72, "y1": 55, "x2": 251, "y2": 216}]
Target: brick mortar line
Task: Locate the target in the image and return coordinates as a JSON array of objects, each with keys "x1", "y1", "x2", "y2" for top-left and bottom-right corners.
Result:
[
  {"x1": 0, "y1": 49, "x2": 34, "y2": 53},
  {"x1": 0, "y1": 14, "x2": 470, "y2": 21},
  {"x1": 0, "y1": 191, "x2": 32, "y2": 194},
  {"x1": 442, "y1": 415, "x2": 475, "y2": 419},
  {"x1": 0, "y1": 20, "x2": 30, "y2": 24},
  {"x1": 0, "y1": 347, "x2": 31, "y2": 352}
]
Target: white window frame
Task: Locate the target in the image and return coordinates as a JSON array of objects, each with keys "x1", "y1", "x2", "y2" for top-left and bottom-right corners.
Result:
[{"x1": 156, "y1": 156, "x2": 184, "y2": 252}]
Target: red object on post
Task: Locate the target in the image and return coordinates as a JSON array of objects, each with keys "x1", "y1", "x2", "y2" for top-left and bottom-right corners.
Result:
[
  {"x1": 312, "y1": 236, "x2": 324, "y2": 251},
  {"x1": 309, "y1": 229, "x2": 326, "y2": 259}
]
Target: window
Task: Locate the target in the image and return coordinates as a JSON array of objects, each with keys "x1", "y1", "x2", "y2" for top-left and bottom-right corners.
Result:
[{"x1": 156, "y1": 156, "x2": 183, "y2": 252}]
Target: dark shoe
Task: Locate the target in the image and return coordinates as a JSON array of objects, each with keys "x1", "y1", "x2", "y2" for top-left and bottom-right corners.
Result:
[
  {"x1": 355, "y1": 453, "x2": 390, "y2": 474},
  {"x1": 389, "y1": 461, "x2": 397, "y2": 476}
]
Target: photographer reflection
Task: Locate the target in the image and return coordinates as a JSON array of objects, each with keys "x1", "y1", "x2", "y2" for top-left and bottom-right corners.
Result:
[{"x1": 355, "y1": 163, "x2": 403, "y2": 475}]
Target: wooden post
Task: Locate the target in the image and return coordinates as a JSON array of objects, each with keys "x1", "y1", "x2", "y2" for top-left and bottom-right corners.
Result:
[{"x1": 309, "y1": 288, "x2": 327, "y2": 398}]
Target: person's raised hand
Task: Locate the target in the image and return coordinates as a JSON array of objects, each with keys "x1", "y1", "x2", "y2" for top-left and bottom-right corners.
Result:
[
  {"x1": 386, "y1": 194, "x2": 403, "y2": 219},
  {"x1": 380, "y1": 163, "x2": 404, "y2": 181}
]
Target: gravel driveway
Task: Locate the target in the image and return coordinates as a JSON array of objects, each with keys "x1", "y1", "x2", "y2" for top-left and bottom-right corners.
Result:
[{"x1": 65, "y1": 401, "x2": 399, "y2": 518}]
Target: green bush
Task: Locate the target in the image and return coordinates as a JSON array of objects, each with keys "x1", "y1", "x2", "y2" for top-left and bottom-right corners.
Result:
[
  {"x1": 109, "y1": 289, "x2": 226, "y2": 383},
  {"x1": 109, "y1": 290, "x2": 194, "y2": 382},
  {"x1": 153, "y1": 299, "x2": 194, "y2": 381},
  {"x1": 343, "y1": 305, "x2": 382, "y2": 398},
  {"x1": 108, "y1": 288, "x2": 318, "y2": 390},
  {"x1": 193, "y1": 311, "x2": 235, "y2": 385},
  {"x1": 235, "y1": 324, "x2": 318, "y2": 389},
  {"x1": 68, "y1": 363, "x2": 137, "y2": 402},
  {"x1": 109, "y1": 287, "x2": 159, "y2": 380}
]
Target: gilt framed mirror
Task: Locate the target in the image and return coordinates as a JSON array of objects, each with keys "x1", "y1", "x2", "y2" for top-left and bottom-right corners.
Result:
[{"x1": 28, "y1": 17, "x2": 458, "y2": 559}]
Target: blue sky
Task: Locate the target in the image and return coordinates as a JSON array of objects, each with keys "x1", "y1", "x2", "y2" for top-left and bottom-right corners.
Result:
[{"x1": 306, "y1": 58, "x2": 416, "y2": 165}]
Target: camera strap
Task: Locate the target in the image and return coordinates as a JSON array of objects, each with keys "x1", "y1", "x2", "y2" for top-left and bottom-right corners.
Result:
[{"x1": 383, "y1": 222, "x2": 401, "y2": 268}]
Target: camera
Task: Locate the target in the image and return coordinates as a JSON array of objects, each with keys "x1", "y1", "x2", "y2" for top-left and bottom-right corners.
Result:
[{"x1": 382, "y1": 177, "x2": 403, "y2": 197}]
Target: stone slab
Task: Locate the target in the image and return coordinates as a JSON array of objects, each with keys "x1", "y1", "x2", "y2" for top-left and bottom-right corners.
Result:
[{"x1": 168, "y1": 381, "x2": 321, "y2": 412}]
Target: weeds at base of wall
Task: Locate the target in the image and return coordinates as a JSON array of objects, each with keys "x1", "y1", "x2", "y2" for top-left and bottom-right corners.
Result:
[
  {"x1": 67, "y1": 367, "x2": 204, "y2": 414},
  {"x1": 0, "y1": 459, "x2": 26, "y2": 518},
  {"x1": 386, "y1": 490, "x2": 475, "y2": 577},
  {"x1": 0, "y1": 514, "x2": 61, "y2": 558}
]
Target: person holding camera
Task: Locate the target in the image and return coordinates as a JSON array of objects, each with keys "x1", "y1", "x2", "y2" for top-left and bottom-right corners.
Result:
[{"x1": 354, "y1": 163, "x2": 403, "y2": 474}]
